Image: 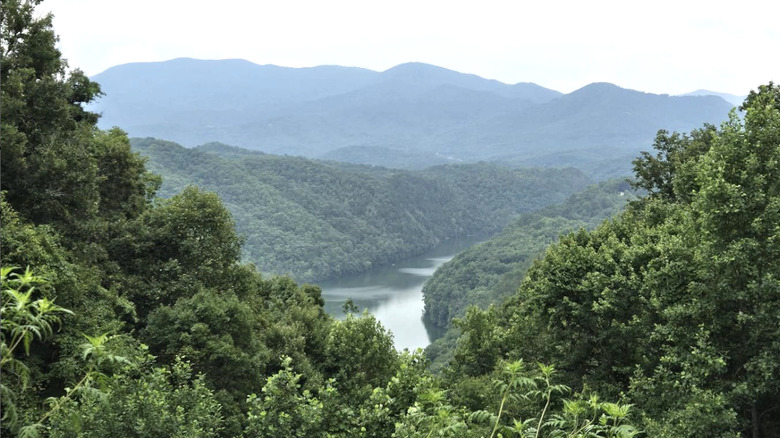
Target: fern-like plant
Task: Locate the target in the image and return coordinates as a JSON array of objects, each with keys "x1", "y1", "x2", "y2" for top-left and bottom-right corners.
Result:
[{"x1": 1, "y1": 266, "x2": 72, "y2": 432}]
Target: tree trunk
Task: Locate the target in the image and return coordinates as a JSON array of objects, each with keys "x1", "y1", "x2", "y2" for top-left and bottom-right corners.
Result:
[{"x1": 753, "y1": 404, "x2": 761, "y2": 438}]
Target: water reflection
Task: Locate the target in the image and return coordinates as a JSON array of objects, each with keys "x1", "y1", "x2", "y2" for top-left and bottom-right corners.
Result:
[{"x1": 319, "y1": 235, "x2": 485, "y2": 351}]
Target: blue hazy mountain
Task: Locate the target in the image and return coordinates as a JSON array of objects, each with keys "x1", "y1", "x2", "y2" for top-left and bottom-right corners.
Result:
[
  {"x1": 91, "y1": 58, "x2": 733, "y2": 174},
  {"x1": 678, "y1": 89, "x2": 746, "y2": 106},
  {"x1": 438, "y1": 82, "x2": 733, "y2": 158}
]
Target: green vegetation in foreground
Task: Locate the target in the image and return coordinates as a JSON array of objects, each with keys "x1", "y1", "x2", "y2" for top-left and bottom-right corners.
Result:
[
  {"x1": 2, "y1": 1, "x2": 778, "y2": 435},
  {"x1": 132, "y1": 138, "x2": 590, "y2": 282},
  {"x1": 443, "y1": 86, "x2": 780, "y2": 436}
]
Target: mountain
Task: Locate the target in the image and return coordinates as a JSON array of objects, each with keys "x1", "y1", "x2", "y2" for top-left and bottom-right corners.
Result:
[
  {"x1": 679, "y1": 89, "x2": 746, "y2": 106},
  {"x1": 92, "y1": 59, "x2": 733, "y2": 174},
  {"x1": 500, "y1": 146, "x2": 638, "y2": 181},
  {"x1": 437, "y1": 82, "x2": 733, "y2": 159},
  {"x1": 91, "y1": 58, "x2": 380, "y2": 145},
  {"x1": 319, "y1": 145, "x2": 459, "y2": 169},
  {"x1": 132, "y1": 138, "x2": 591, "y2": 282},
  {"x1": 379, "y1": 62, "x2": 560, "y2": 102}
]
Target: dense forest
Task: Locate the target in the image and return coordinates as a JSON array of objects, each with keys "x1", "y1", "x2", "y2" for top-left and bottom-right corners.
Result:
[
  {"x1": 422, "y1": 179, "x2": 635, "y2": 371},
  {"x1": 442, "y1": 104, "x2": 780, "y2": 435},
  {"x1": 423, "y1": 179, "x2": 634, "y2": 330},
  {"x1": 132, "y1": 138, "x2": 590, "y2": 282},
  {"x1": 2, "y1": 1, "x2": 779, "y2": 437}
]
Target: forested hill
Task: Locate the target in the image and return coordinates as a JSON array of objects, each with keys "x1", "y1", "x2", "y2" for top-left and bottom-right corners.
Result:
[
  {"x1": 132, "y1": 138, "x2": 591, "y2": 281},
  {"x1": 441, "y1": 90, "x2": 780, "y2": 435},
  {"x1": 423, "y1": 178, "x2": 634, "y2": 331},
  {"x1": 421, "y1": 179, "x2": 634, "y2": 371},
  {"x1": 92, "y1": 58, "x2": 732, "y2": 173}
]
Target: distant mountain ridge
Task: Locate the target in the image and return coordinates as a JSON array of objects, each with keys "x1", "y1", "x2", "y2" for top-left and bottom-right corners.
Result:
[
  {"x1": 92, "y1": 58, "x2": 734, "y2": 173},
  {"x1": 678, "y1": 89, "x2": 746, "y2": 106}
]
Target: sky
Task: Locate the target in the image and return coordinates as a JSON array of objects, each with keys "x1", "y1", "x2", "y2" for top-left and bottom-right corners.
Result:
[{"x1": 40, "y1": 0, "x2": 778, "y2": 96}]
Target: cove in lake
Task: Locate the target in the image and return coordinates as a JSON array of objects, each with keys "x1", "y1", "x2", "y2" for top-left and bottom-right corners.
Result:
[{"x1": 319, "y1": 235, "x2": 486, "y2": 351}]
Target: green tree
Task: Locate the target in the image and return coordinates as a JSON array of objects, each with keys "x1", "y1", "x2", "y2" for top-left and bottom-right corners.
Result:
[
  {"x1": 142, "y1": 287, "x2": 269, "y2": 432},
  {"x1": 630, "y1": 84, "x2": 780, "y2": 437},
  {"x1": 244, "y1": 356, "x2": 323, "y2": 438},
  {"x1": 324, "y1": 313, "x2": 398, "y2": 402},
  {"x1": 47, "y1": 357, "x2": 224, "y2": 438},
  {"x1": 92, "y1": 128, "x2": 161, "y2": 223},
  {"x1": 1, "y1": 0, "x2": 103, "y2": 227},
  {"x1": 450, "y1": 306, "x2": 503, "y2": 377},
  {"x1": 112, "y1": 186, "x2": 243, "y2": 321},
  {"x1": 495, "y1": 84, "x2": 780, "y2": 436}
]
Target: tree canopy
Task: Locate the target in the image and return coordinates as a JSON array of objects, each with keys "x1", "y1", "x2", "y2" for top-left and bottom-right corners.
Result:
[{"x1": 449, "y1": 84, "x2": 780, "y2": 437}]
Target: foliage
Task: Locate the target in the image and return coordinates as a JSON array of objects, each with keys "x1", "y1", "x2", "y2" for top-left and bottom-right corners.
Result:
[
  {"x1": 423, "y1": 179, "x2": 632, "y2": 331},
  {"x1": 1, "y1": 267, "x2": 72, "y2": 432},
  {"x1": 142, "y1": 288, "x2": 270, "y2": 405},
  {"x1": 111, "y1": 186, "x2": 244, "y2": 320},
  {"x1": 244, "y1": 356, "x2": 323, "y2": 437},
  {"x1": 395, "y1": 360, "x2": 638, "y2": 438},
  {"x1": 1, "y1": 0, "x2": 100, "y2": 226},
  {"x1": 324, "y1": 312, "x2": 399, "y2": 402},
  {"x1": 46, "y1": 357, "x2": 224, "y2": 438},
  {"x1": 456, "y1": 84, "x2": 780, "y2": 436},
  {"x1": 133, "y1": 138, "x2": 591, "y2": 282}
]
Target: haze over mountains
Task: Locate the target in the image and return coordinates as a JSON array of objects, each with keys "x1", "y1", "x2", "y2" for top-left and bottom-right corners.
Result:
[
  {"x1": 680, "y1": 89, "x2": 746, "y2": 106},
  {"x1": 92, "y1": 57, "x2": 735, "y2": 174}
]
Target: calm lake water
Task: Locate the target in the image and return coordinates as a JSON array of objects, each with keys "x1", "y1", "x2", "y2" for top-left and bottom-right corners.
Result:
[{"x1": 319, "y1": 235, "x2": 485, "y2": 351}]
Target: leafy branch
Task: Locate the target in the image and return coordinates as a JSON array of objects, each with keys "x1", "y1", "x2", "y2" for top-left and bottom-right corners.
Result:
[
  {"x1": 1, "y1": 266, "x2": 72, "y2": 429},
  {"x1": 1, "y1": 267, "x2": 131, "y2": 438}
]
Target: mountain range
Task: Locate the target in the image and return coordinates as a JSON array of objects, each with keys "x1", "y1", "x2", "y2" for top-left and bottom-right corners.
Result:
[
  {"x1": 679, "y1": 89, "x2": 746, "y2": 106},
  {"x1": 91, "y1": 58, "x2": 736, "y2": 174}
]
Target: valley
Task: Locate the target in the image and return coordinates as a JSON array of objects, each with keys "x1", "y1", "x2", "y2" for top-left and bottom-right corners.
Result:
[
  {"x1": 319, "y1": 233, "x2": 487, "y2": 351},
  {"x1": 132, "y1": 137, "x2": 590, "y2": 282},
  {"x1": 5, "y1": 1, "x2": 777, "y2": 432}
]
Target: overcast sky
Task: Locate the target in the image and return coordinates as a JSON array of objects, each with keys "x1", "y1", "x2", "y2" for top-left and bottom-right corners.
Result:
[{"x1": 41, "y1": 0, "x2": 777, "y2": 96}]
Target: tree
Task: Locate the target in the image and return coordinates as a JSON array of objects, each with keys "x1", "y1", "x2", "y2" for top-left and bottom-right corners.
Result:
[
  {"x1": 92, "y1": 128, "x2": 161, "y2": 223},
  {"x1": 244, "y1": 356, "x2": 323, "y2": 438},
  {"x1": 1, "y1": 0, "x2": 104, "y2": 228},
  {"x1": 47, "y1": 357, "x2": 224, "y2": 438},
  {"x1": 499, "y1": 84, "x2": 780, "y2": 436},
  {"x1": 111, "y1": 186, "x2": 244, "y2": 321},
  {"x1": 323, "y1": 313, "x2": 398, "y2": 402},
  {"x1": 142, "y1": 287, "x2": 270, "y2": 429},
  {"x1": 450, "y1": 306, "x2": 503, "y2": 377}
]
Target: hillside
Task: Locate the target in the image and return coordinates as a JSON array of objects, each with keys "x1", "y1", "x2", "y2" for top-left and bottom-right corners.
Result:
[
  {"x1": 132, "y1": 138, "x2": 591, "y2": 281},
  {"x1": 92, "y1": 59, "x2": 732, "y2": 173},
  {"x1": 437, "y1": 83, "x2": 733, "y2": 159},
  {"x1": 422, "y1": 178, "x2": 634, "y2": 330},
  {"x1": 421, "y1": 180, "x2": 634, "y2": 371},
  {"x1": 92, "y1": 59, "x2": 558, "y2": 159}
]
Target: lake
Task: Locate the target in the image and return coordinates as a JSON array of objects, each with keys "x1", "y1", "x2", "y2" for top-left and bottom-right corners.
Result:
[{"x1": 319, "y1": 235, "x2": 485, "y2": 351}]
